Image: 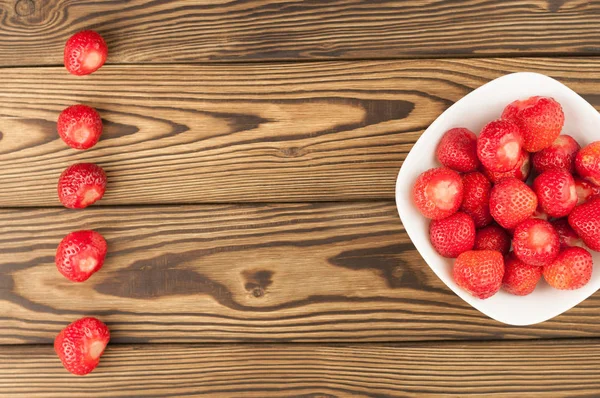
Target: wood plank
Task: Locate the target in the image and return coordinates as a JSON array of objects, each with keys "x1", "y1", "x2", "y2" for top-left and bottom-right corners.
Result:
[
  {"x1": 1, "y1": 0, "x2": 599, "y2": 65},
  {"x1": 2, "y1": 340, "x2": 600, "y2": 397},
  {"x1": 3, "y1": 57, "x2": 600, "y2": 205},
  {"x1": 4, "y1": 202, "x2": 600, "y2": 344}
]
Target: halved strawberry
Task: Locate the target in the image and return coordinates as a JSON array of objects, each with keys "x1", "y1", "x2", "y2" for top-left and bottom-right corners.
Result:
[
  {"x1": 473, "y1": 224, "x2": 511, "y2": 255},
  {"x1": 568, "y1": 197, "x2": 600, "y2": 251},
  {"x1": 429, "y1": 212, "x2": 475, "y2": 258},
  {"x1": 460, "y1": 172, "x2": 492, "y2": 228},
  {"x1": 512, "y1": 218, "x2": 560, "y2": 267},
  {"x1": 412, "y1": 167, "x2": 463, "y2": 220},
  {"x1": 575, "y1": 141, "x2": 600, "y2": 186},
  {"x1": 502, "y1": 96, "x2": 564, "y2": 153},
  {"x1": 54, "y1": 317, "x2": 110, "y2": 375},
  {"x1": 477, "y1": 119, "x2": 523, "y2": 172},
  {"x1": 64, "y1": 30, "x2": 108, "y2": 76},
  {"x1": 551, "y1": 218, "x2": 583, "y2": 249},
  {"x1": 436, "y1": 128, "x2": 480, "y2": 172},
  {"x1": 57, "y1": 163, "x2": 107, "y2": 209},
  {"x1": 482, "y1": 150, "x2": 531, "y2": 184},
  {"x1": 502, "y1": 252, "x2": 543, "y2": 296},
  {"x1": 533, "y1": 169, "x2": 577, "y2": 218},
  {"x1": 543, "y1": 247, "x2": 593, "y2": 290},
  {"x1": 57, "y1": 105, "x2": 103, "y2": 150},
  {"x1": 56, "y1": 230, "x2": 107, "y2": 282},
  {"x1": 489, "y1": 178, "x2": 538, "y2": 229},
  {"x1": 532, "y1": 135, "x2": 580, "y2": 174}
]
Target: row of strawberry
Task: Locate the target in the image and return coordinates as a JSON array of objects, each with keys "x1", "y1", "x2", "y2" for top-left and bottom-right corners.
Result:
[{"x1": 52, "y1": 30, "x2": 112, "y2": 376}]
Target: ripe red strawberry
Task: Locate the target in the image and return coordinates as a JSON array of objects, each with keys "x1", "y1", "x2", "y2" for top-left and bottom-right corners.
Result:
[
  {"x1": 574, "y1": 177, "x2": 600, "y2": 205},
  {"x1": 452, "y1": 250, "x2": 504, "y2": 299},
  {"x1": 460, "y1": 172, "x2": 492, "y2": 228},
  {"x1": 575, "y1": 141, "x2": 600, "y2": 186},
  {"x1": 543, "y1": 247, "x2": 593, "y2": 290},
  {"x1": 55, "y1": 230, "x2": 107, "y2": 282},
  {"x1": 64, "y1": 30, "x2": 108, "y2": 76},
  {"x1": 551, "y1": 218, "x2": 583, "y2": 249},
  {"x1": 429, "y1": 212, "x2": 475, "y2": 258},
  {"x1": 57, "y1": 105, "x2": 103, "y2": 150},
  {"x1": 58, "y1": 163, "x2": 107, "y2": 209},
  {"x1": 512, "y1": 218, "x2": 560, "y2": 266},
  {"x1": 477, "y1": 119, "x2": 523, "y2": 172},
  {"x1": 482, "y1": 150, "x2": 531, "y2": 184},
  {"x1": 532, "y1": 135, "x2": 580, "y2": 173},
  {"x1": 412, "y1": 167, "x2": 463, "y2": 220},
  {"x1": 568, "y1": 197, "x2": 600, "y2": 251},
  {"x1": 474, "y1": 224, "x2": 511, "y2": 255},
  {"x1": 436, "y1": 128, "x2": 480, "y2": 172},
  {"x1": 533, "y1": 169, "x2": 577, "y2": 218},
  {"x1": 502, "y1": 96, "x2": 564, "y2": 153},
  {"x1": 54, "y1": 317, "x2": 110, "y2": 375},
  {"x1": 489, "y1": 178, "x2": 538, "y2": 229},
  {"x1": 502, "y1": 252, "x2": 543, "y2": 296}
]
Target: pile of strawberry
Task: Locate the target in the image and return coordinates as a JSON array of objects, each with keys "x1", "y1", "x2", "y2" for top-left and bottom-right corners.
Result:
[
  {"x1": 413, "y1": 96, "x2": 600, "y2": 300},
  {"x1": 52, "y1": 30, "x2": 111, "y2": 376}
]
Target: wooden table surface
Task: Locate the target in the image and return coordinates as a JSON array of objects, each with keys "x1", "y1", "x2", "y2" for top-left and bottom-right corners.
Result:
[{"x1": 2, "y1": 0, "x2": 600, "y2": 396}]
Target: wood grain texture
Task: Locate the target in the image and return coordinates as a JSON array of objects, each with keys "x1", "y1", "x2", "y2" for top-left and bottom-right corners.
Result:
[
  {"x1": 3, "y1": 57, "x2": 600, "y2": 205},
  {"x1": 0, "y1": 0, "x2": 599, "y2": 65},
  {"x1": 4, "y1": 202, "x2": 600, "y2": 344},
  {"x1": 3, "y1": 340, "x2": 600, "y2": 397}
]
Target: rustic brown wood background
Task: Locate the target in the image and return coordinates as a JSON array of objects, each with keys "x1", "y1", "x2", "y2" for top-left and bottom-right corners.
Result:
[{"x1": 2, "y1": 0, "x2": 600, "y2": 396}]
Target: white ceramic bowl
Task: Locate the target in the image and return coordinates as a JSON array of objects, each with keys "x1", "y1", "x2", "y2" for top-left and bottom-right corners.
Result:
[{"x1": 396, "y1": 72, "x2": 600, "y2": 326}]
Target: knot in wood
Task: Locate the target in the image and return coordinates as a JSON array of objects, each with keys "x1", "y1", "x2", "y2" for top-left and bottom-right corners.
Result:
[
  {"x1": 392, "y1": 266, "x2": 404, "y2": 279},
  {"x1": 243, "y1": 270, "x2": 273, "y2": 298},
  {"x1": 15, "y1": 0, "x2": 35, "y2": 17},
  {"x1": 280, "y1": 147, "x2": 304, "y2": 158}
]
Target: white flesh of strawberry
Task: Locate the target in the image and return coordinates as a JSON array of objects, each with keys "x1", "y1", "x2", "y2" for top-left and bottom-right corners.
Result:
[
  {"x1": 432, "y1": 180, "x2": 459, "y2": 210},
  {"x1": 83, "y1": 50, "x2": 103, "y2": 70},
  {"x1": 71, "y1": 126, "x2": 92, "y2": 144},
  {"x1": 528, "y1": 224, "x2": 553, "y2": 253},
  {"x1": 78, "y1": 256, "x2": 98, "y2": 273},
  {"x1": 499, "y1": 141, "x2": 520, "y2": 164},
  {"x1": 88, "y1": 340, "x2": 106, "y2": 360},
  {"x1": 80, "y1": 187, "x2": 102, "y2": 207}
]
